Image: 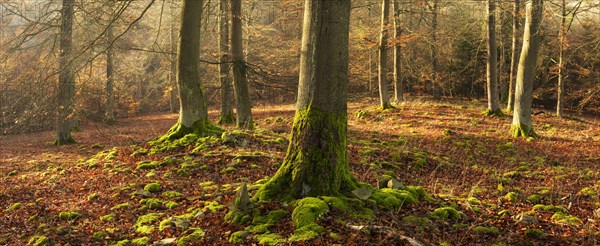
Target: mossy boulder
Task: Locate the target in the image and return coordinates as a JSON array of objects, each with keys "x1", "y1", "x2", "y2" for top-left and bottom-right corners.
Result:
[
  {"x1": 132, "y1": 237, "x2": 149, "y2": 245},
  {"x1": 144, "y1": 182, "x2": 161, "y2": 193},
  {"x1": 371, "y1": 188, "x2": 418, "y2": 209},
  {"x1": 551, "y1": 212, "x2": 582, "y2": 226},
  {"x1": 290, "y1": 197, "x2": 329, "y2": 241},
  {"x1": 27, "y1": 235, "x2": 48, "y2": 246},
  {"x1": 59, "y1": 211, "x2": 81, "y2": 221},
  {"x1": 178, "y1": 228, "x2": 205, "y2": 245},
  {"x1": 429, "y1": 206, "x2": 462, "y2": 220},
  {"x1": 401, "y1": 215, "x2": 432, "y2": 226},
  {"x1": 472, "y1": 226, "x2": 499, "y2": 234}
]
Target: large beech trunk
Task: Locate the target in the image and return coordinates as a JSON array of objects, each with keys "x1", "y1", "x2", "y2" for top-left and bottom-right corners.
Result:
[
  {"x1": 255, "y1": 0, "x2": 357, "y2": 201},
  {"x1": 378, "y1": 0, "x2": 392, "y2": 109},
  {"x1": 55, "y1": 0, "x2": 76, "y2": 145}
]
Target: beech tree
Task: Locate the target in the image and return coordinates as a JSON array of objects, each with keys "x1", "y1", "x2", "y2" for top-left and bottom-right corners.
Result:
[
  {"x1": 378, "y1": 0, "x2": 392, "y2": 109},
  {"x1": 511, "y1": 0, "x2": 543, "y2": 138},
  {"x1": 55, "y1": 0, "x2": 76, "y2": 145},
  {"x1": 218, "y1": 0, "x2": 235, "y2": 125},
  {"x1": 485, "y1": 0, "x2": 501, "y2": 115},
  {"x1": 506, "y1": 0, "x2": 521, "y2": 112},
  {"x1": 157, "y1": 0, "x2": 219, "y2": 141},
  {"x1": 255, "y1": 0, "x2": 358, "y2": 200},
  {"x1": 392, "y1": 0, "x2": 403, "y2": 103},
  {"x1": 105, "y1": 23, "x2": 116, "y2": 123},
  {"x1": 231, "y1": 0, "x2": 253, "y2": 129}
]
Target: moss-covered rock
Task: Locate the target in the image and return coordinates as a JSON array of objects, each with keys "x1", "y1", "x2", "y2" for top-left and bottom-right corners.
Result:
[
  {"x1": 524, "y1": 228, "x2": 544, "y2": 237},
  {"x1": 134, "y1": 213, "x2": 162, "y2": 234},
  {"x1": 5, "y1": 202, "x2": 21, "y2": 211},
  {"x1": 472, "y1": 226, "x2": 499, "y2": 234},
  {"x1": 532, "y1": 204, "x2": 567, "y2": 213},
  {"x1": 178, "y1": 228, "x2": 205, "y2": 245},
  {"x1": 132, "y1": 237, "x2": 149, "y2": 245},
  {"x1": 92, "y1": 231, "x2": 106, "y2": 240},
  {"x1": 100, "y1": 213, "x2": 116, "y2": 222},
  {"x1": 229, "y1": 231, "x2": 251, "y2": 244},
  {"x1": 140, "y1": 198, "x2": 163, "y2": 210},
  {"x1": 59, "y1": 211, "x2": 81, "y2": 221},
  {"x1": 256, "y1": 232, "x2": 285, "y2": 245},
  {"x1": 371, "y1": 188, "x2": 418, "y2": 209},
  {"x1": 144, "y1": 182, "x2": 161, "y2": 193},
  {"x1": 429, "y1": 206, "x2": 462, "y2": 220},
  {"x1": 504, "y1": 192, "x2": 518, "y2": 202},
  {"x1": 111, "y1": 203, "x2": 129, "y2": 211},
  {"x1": 203, "y1": 201, "x2": 224, "y2": 213},
  {"x1": 401, "y1": 215, "x2": 432, "y2": 226},
  {"x1": 27, "y1": 235, "x2": 48, "y2": 246},
  {"x1": 551, "y1": 212, "x2": 582, "y2": 226},
  {"x1": 289, "y1": 197, "x2": 329, "y2": 241}
]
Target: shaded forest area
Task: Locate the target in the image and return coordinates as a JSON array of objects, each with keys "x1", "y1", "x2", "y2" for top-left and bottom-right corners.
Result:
[{"x1": 1, "y1": 0, "x2": 600, "y2": 245}]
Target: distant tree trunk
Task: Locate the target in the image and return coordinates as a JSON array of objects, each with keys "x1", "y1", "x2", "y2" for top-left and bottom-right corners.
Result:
[
  {"x1": 255, "y1": 0, "x2": 357, "y2": 201},
  {"x1": 105, "y1": 24, "x2": 116, "y2": 123},
  {"x1": 556, "y1": 0, "x2": 566, "y2": 117},
  {"x1": 431, "y1": 0, "x2": 440, "y2": 100},
  {"x1": 231, "y1": 0, "x2": 253, "y2": 129},
  {"x1": 511, "y1": 0, "x2": 543, "y2": 138},
  {"x1": 156, "y1": 0, "x2": 220, "y2": 142},
  {"x1": 486, "y1": 0, "x2": 501, "y2": 114},
  {"x1": 507, "y1": 0, "x2": 520, "y2": 112},
  {"x1": 392, "y1": 0, "x2": 403, "y2": 103},
  {"x1": 218, "y1": 0, "x2": 235, "y2": 124},
  {"x1": 378, "y1": 0, "x2": 392, "y2": 109},
  {"x1": 55, "y1": 0, "x2": 76, "y2": 145},
  {"x1": 169, "y1": 0, "x2": 179, "y2": 114}
]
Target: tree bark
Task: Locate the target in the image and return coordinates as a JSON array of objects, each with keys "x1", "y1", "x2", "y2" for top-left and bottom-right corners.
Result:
[
  {"x1": 556, "y1": 0, "x2": 566, "y2": 117},
  {"x1": 511, "y1": 0, "x2": 543, "y2": 138},
  {"x1": 392, "y1": 0, "x2": 403, "y2": 103},
  {"x1": 105, "y1": 23, "x2": 115, "y2": 123},
  {"x1": 55, "y1": 0, "x2": 76, "y2": 145},
  {"x1": 169, "y1": 0, "x2": 179, "y2": 114},
  {"x1": 255, "y1": 0, "x2": 357, "y2": 201},
  {"x1": 156, "y1": 0, "x2": 220, "y2": 142},
  {"x1": 486, "y1": 0, "x2": 501, "y2": 114},
  {"x1": 507, "y1": 0, "x2": 520, "y2": 112},
  {"x1": 231, "y1": 0, "x2": 253, "y2": 129},
  {"x1": 378, "y1": 0, "x2": 392, "y2": 109},
  {"x1": 218, "y1": 0, "x2": 235, "y2": 124},
  {"x1": 431, "y1": 0, "x2": 440, "y2": 100}
]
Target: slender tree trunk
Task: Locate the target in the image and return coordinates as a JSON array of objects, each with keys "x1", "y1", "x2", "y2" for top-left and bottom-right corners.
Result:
[
  {"x1": 378, "y1": 0, "x2": 392, "y2": 109},
  {"x1": 231, "y1": 0, "x2": 253, "y2": 129},
  {"x1": 105, "y1": 24, "x2": 115, "y2": 123},
  {"x1": 507, "y1": 0, "x2": 520, "y2": 112},
  {"x1": 511, "y1": 0, "x2": 543, "y2": 138},
  {"x1": 556, "y1": 0, "x2": 566, "y2": 117},
  {"x1": 255, "y1": 0, "x2": 357, "y2": 201},
  {"x1": 431, "y1": 0, "x2": 440, "y2": 100},
  {"x1": 392, "y1": 0, "x2": 403, "y2": 103},
  {"x1": 55, "y1": 0, "x2": 76, "y2": 145},
  {"x1": 156, "y1": 0, "x2": 220, "y2": 142},
  {"x1": 486, "y1": 0, "x2": 501, "y2": 114},
  {"x1": 218, "y1": 0, "x2": 235, "y2": 124},
  {"x1": 169, "y1": 0, "x2": 179, "y2": 114}
]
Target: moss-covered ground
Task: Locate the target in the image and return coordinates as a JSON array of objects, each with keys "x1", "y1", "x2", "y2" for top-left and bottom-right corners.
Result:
[{"x1": 0, "y1": 98, "x2": 599, "y2": 245}]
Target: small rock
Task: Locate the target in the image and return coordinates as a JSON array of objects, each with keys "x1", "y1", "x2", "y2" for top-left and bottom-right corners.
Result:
[
  {"x1": 153, "y1": 238, "x2": 177, "y2": 246},
  {"x1": 387, "y1": 179, "x2": 406, "y2": 190},
  {"x1": 512, "y1": 213, "x2": 539, "y2": 225},
  {"x1": 351, "y1": 187, "x2": 373, "y2": 200}
]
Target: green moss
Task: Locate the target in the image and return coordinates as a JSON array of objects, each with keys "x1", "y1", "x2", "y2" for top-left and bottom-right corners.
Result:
[
  {"x1": 229, "y1": 231, "x2": 251, "y2": 244},
  {"x1": 466, "y1": 197, "x2": 481, "y2": 205},
  {"x1": 27, "y1": 235, "x2": 48, "y2": 246},
  {"x1": 203, "y1": 201, "x2": 224, "y2": 213},
  {"x1": 532, "y1": 204, "x2": 567, "y2": 213},
  {"x1": 406, "y1": 186, "x2": 427, "y2": 200},
  {"x1": 164, "y1": 201, "x2": 179, "y2": 209},
  {"x1": 140, "y1": 198, "x2": 163, "y2": 209},
  {"x1": 162, "y1": 191, "x2": 182, "y2": 199},
  {"x1": 87, "y1": 193, "x2": 99, "y2": 202},
  {"x1": 220, "y1": 166, "x2": 236, "y2": 174},
  {"x1": 524, "y1": 228, "x2": 543, "y2": 237},
  {"x1": 289, "y1": 197, "x2": 329, "y2": 241},
  {"x1": 472, "y1": 226, "x2": 499, "y2": 234},
  {"x1": 429, "y1": 206, "x2": 462, "y2": 220},
  {"x1": 136, "y1": 161, "x2": 159, "y2": 170},
  {"x1": 504, "y1": 192, "x2": 518, "y2": 202},
  {"x1": 92, "y1": 231, "x2": 106, "y2": 240},
  {"x1": 5, "y1": 202, "x2": 21, "y2": 211},
  {"x1": 503, "y1": 171, "x2": 522, "y2": 179},
  {"x1": 482, "y1": 109, "x2": 505, "y2": 117},
  {"x1": 256, "y1": 233, "x2": 285, "y2": 245},
  {"x1": 151, "y1": 119, "x2": 223, "y2": 145},
  {"x1": 551, "y1": 212, "x2": 582, "y2": 225},
  {"x1": 132, "y1": 237, "x2": 149, "y2": 245},
  {"x1": 136, "y1": 225, "x2": 154, "y2": 234},
  {"x1": 134, "y1": 213, "x2": 162, "y2": 234},
  {"x1": 217, "y1": 113, "x2": 236, "y2": 125},
  {"x1": 111, "y1": 203, "x2": 129, "y2": 211},
  {"x1": 527, "y1": 195, "x2": 543, "y2": 204},
  {"x1": 7, "y1": 170, "x2": 18, "y2": 176},
  {"x1": 579, "y1": 187, "x2": 597, "y2": 196},
  {"x1": 110, "y1": 239, "x2": 130, "y2": 246},
  {"x1": 320, "y1": 196, "x2": 352, "y2": 212},
  {"x1": 144, "y1": 182, "x2": 161, "y2": 193},
  {"x1": 510, "y1": 124, "x2": 537, "y2": 138},
  {"x1": 371, "y1": 188, "x2": 418, "y2": 209},
  {"x1": 177, "y1": 228, "x2": 205, "y2": 245},
  {"x1": 401, "y1": 215, "x2": 432, "y2": 226},
  {"x1": 100, "y1": 213, "x2": 116, "y2": 222},
  {"x1": 59, "y1": 211, "x2": 81, "y2": 221}
]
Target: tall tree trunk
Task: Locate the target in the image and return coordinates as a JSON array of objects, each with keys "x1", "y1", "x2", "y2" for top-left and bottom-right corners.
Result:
[
  {"x1": 105, "y1": 24, "x2": 115, "y2": 123},
  {"x1": 378, "y1": 0, "x2": 392, "y2": 109},
  {"x1": 231, "y1": 0, "x2": 253, "y2": 129},
  {"x1": 486, "y1": 0, "x2": 501, "y2": 114},
  {"x1": 156, "y1": 0, "x2": 220, "y2": 142},
  {"x1": 255, "y1": 0, "x2": 357, "y2": 201},
  {"x1": 511, "y1": 0, "x2": 543, "y2": 138},
  {"x1": 55, "y1": 0, "x2": 76, "y2": 145},
  {"x1": 507, "y1": 0, "x2": 520, "y2": 112},
  {"x1": 431, "y1": 0, "x2": 440, "y2": 100},
  {"x1": 392, "y1": 0, "x2": 403, "y2": 103},
  {"x1": 169, "y1": 0, "x2": 179, "y2": 114},
  {"x1": 218, "y1": 0, "x2": 235, "y2": 124},
  {"x1": 556, "y1": 0, "x2": 566, "y2": 117}
]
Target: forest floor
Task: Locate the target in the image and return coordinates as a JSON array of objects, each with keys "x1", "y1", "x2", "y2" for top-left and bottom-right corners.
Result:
[{"x1": 1, "y1": 97, "x2": 599, "y2": 246}]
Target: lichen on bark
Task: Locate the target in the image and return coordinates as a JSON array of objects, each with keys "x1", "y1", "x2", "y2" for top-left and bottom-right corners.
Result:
[{"x1": 254, "y1": 107, "x2": 358, "y2": 202}]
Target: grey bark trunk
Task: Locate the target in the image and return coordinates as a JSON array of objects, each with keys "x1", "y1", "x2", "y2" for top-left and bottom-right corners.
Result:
[
  {"x1": 511, "y1": 0, "x2": 543, "y2": 138},
  {"x1": 218, "y1": 0, "x2": 235, "y2": 124},
  {"x1": 486, "y1": 0, "x2": 501, "y2": 113},
  {"x1": 105, "y1": 24, "x2": 115, "y2": 123},
  {"x1": 169, "y1": 0, "x2": 179, "y2": 114},
  {"x1": 55, "y1": 0, "x2": 76, "y2": 145},
  {"x1": 431, "y1": 0, "x2": 440, "y2": 99},
  {"x1": 378, "y1": 0, "x2": 391, "y2": 109},
  {"x1": 177, "y1": 0, "x2": 208, "y2": 128},
  {"x1": 231, "y1": 0, "x2": 253, "y2": 129},
  {"x1": 556, "y1": 0, "x2": 566, "y2": 117},
  {"x1": 392, "y1": 0, "x2": 403, "y2": 103},
  {"x1": 255, "y1": 0, "x2": 357, "y2": 200},
  {"x1": 507, "y1": 0, "x2": 520, "y2": 112}
]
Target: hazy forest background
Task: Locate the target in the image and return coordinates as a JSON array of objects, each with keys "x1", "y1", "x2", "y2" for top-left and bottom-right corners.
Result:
[{"x1": 1, "y1": 0, "x2": 600, "y2": 245}]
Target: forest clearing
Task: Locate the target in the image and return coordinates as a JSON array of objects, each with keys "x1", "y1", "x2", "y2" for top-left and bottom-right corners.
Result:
[{"x1": 1, "y1": 98, "x2": 599, "y2": 245}]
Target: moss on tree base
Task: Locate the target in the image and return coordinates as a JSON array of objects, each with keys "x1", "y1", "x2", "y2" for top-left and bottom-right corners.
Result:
[
  {"x1": 253, "y1": 107, "x2": 358, "y2": 201},
  {"x1": 54, "y1": 136, "x2": 76, "y2": 146},
  {"x1": 483, "y1": 108, "x2": 505, "y2": 117},
  {"x1": 380, "y1": 102, "x2": 395, "y2": 110},
  {"x1": 152, "y1": 119, "x2": 223, "y2": 145},
  {"x1": 510, "y1": 124, "x2": 537, "y2": 138},
  {"x1": 217, "y1": 113, "x2": 236, "y2": 125}
]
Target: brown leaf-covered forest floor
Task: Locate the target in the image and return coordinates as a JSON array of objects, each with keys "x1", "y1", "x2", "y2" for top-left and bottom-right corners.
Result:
[{"x1": 1, "y1": 97, "x2": 599, "y2": 245}]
